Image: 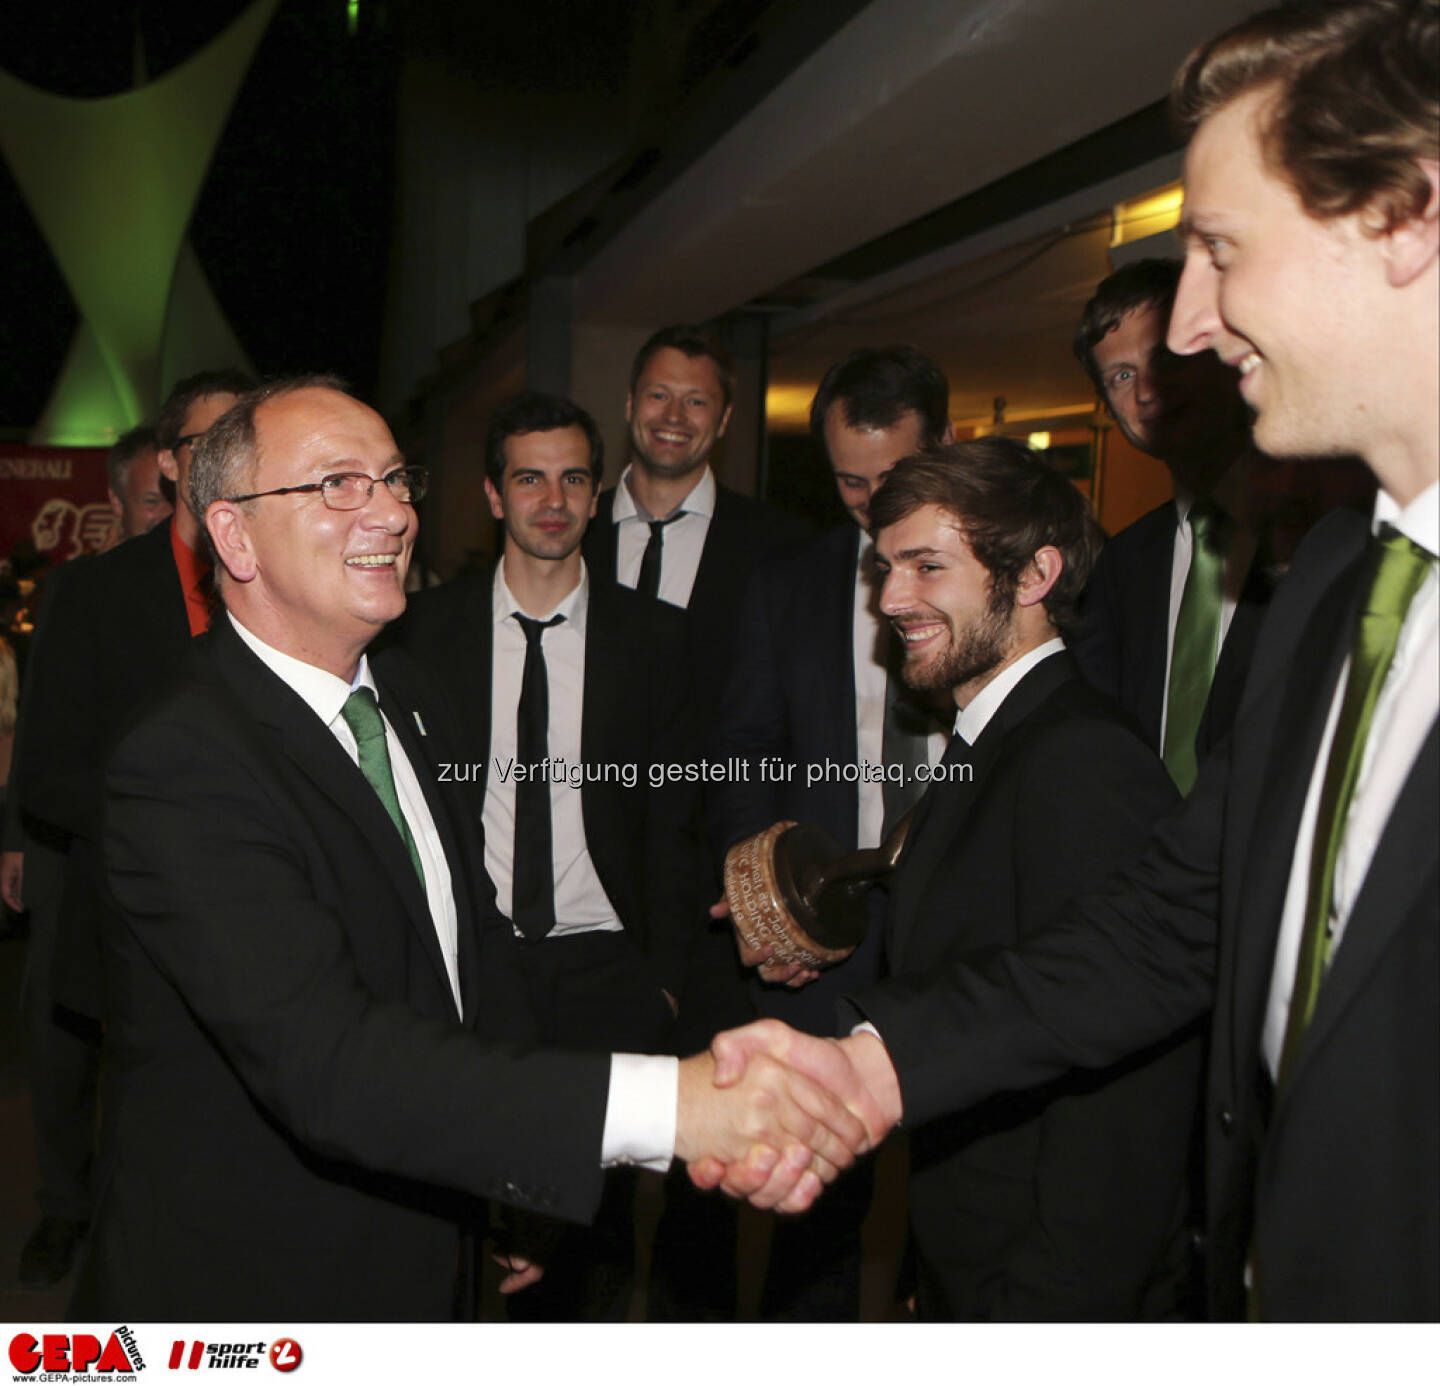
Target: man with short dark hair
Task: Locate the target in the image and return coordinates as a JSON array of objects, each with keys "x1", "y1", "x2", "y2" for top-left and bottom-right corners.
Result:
[
  {"x1": 850, "y1": 439, "x2": 1200, "y2": 1318},
  {"x1": 583, "y1": 324, "x2": 804, "y2": 713},
  {"x1": 398, "y1": 391, "x2": 704, "y2": 1319},
  {"x1": 103, "y1": 424, "x2": 170, "y2": 545},
  {"x1": 703, "y1": 0, "x2": 1439, "y2": 1322},
  {"x1": 703, "y1": 346, "x2": 953, "y2": 1319},
  {"x1": 82, "y1": 377, "x2": 863, "y2": 1320},
  {"x1": 10, "y1": 367, "x2": 253, "y2": 1289},
  {"x1": 1071, "y1": 258, "x2": 1267, "y2": 793}
]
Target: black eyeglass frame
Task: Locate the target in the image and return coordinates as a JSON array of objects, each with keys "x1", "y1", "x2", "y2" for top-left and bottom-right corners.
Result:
[{"x1": 224, "y1": 465, "x2": 430, "y2": 510}]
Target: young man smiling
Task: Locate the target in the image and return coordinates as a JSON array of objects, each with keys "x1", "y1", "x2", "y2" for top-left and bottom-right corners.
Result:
[{"x1": 702, "y1": 0, "x2": 1439, "y2": 1322}]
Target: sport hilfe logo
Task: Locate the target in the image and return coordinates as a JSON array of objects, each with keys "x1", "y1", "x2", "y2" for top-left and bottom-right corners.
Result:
[{"x1": 165, "y1": 1341, "x2": 301, "y2": 1373}]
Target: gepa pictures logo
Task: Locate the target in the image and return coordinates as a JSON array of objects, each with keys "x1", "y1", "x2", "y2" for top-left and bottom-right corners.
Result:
[{"x1": 9, "y1": 1327, "x2": 144, "y2": 1379}]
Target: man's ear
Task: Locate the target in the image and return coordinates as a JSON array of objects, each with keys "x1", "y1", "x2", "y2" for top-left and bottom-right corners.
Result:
[
  {"x1": 158, "y1": 449, "x2": 179, "y2": 484},
  {"x1": 717, "y1": 402, "x2": 732, "y2": 439},
  {"x1": 107, "y1": 488, "x2": 123, "y2": 521},
  {"x1": 1015, "y1": 545, "x2": 1062, "y2": 609},
  {"x1": 484, "y1": 477, "x2": 505, "y2": 522},
  {"x1": 207, "y1": 502, "x2": 256, "y2": 582},
  {"x1": 1378, "y1": 159, "x2": 1439, "y2": 288}
]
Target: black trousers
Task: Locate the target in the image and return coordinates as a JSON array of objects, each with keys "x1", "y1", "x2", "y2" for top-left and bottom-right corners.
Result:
[{"x1": 501, "y1": 928, "x2": 673, "y2": 1322}]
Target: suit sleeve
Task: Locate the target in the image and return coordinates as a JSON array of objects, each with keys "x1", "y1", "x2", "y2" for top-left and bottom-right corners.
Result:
[
  {"x1": 640, "y1": 609, "x2": 708, "y2": 995},
  {"x1": 1071, "y1": 541, "x2": 1123, "y2": 705},
  {"x1": 847, "y1": 716, "x2": 1222, "y2": 1130},
  {"x1": 706, "y1": 560, "x2": 790, "y2": 863},
  {"x1": 16, "y1": 561, "x2": 105, "y2": 841},
  {"x1": 993, "y1": 717, "x2": 1201, "y2": 1315},
  {"x1": 103, "y1": 709, "x2": 611, "y2": 1225}
]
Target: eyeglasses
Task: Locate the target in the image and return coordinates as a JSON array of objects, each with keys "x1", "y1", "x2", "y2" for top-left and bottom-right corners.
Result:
[
  {"x1": 173, "y1": 433, "x2": 203, "y2": 452},
  {"x1": 225, "y1": 465, "x2": 430, "y2": 510}
]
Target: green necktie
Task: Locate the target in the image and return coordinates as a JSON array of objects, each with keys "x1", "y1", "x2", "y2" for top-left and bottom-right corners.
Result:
[
  {"x1": 1277, "y1": 525, "x2": 1432, "y2": 1085},
  {"x1": 1163, "y1": 501, "x2": 1226, "y2": 795},
  {"x1": 340, "y1": 687, "x2": 425, "y2": 887}
]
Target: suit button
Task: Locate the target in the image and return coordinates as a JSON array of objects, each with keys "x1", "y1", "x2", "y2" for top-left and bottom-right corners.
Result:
[{"x1": 1218, "y1": 1106, "x2": 1234, "y2": 1136}]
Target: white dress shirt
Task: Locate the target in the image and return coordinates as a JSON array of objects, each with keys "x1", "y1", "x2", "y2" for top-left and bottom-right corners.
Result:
[
  {"x1": 956, "y1": 638, "x2": 1067, "y2": 743},
  {"x1": 1160, "y1": 468, "x2": 1259, "y2": 749},
  {"x1": 853, "y1": 529, "x2": 949, "y2": 847},
  {"x1": 610, "y1": 463, "x2": 716, "y2": 608},
  {"x1": 229, "y1": 613, "x2": 461, "y2": 1010},
  {"x1": 483, "y1": 559, "x2": 621, "y2": 938},
  {"x1": 1261, "y1": 482, "x2": 1438, "y2": 1076},
  {"x1": 1261, "y1": 481, "x2": 1440, "y2": 1077},
  {"x1": 229, "y1": 612, "x2": 677, "y2": 1168}
]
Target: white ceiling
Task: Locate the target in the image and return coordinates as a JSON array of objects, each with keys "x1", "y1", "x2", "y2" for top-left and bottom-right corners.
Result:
[{"x1": 571, "y1": 0, "x2": 1262, "y2": 420}]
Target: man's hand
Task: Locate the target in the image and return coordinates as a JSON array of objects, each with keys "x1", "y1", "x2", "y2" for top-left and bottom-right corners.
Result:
[
  {"x1": 710, "y1": 894, "x2": 820, "y2": 989},
  {"x1": 688, "y1": 1020, "x2": 904, "y2": 1210},
  {"x1": 674, "y1": 1048, "x2": 868, "y2": 1212},
  {"x1": 0, "y1": 851, "x2": 23, "y2": 914},
  {"x1": 492, "y1": 1252, "x2": 544, "y2": 1295}
]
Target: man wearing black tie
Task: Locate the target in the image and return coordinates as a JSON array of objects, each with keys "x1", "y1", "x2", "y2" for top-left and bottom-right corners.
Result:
[
  {"x1": 583, "y1": 324, "x2": 804, "y2": 714},
  {"x1": 85, "y1": 378, "x2": 868, "y2": 1320},
  {"x1": 708, "y1": 347, "x2": 954, "y2": 1318},
  {"x1": 705, "y1": 0, "x2": 1438, "y2": 1322},
  {"x1": 841, "y1": 441, "x2": 1199, "y2": 1318},
  {"x1": 399, "y1": 392, "x2": 704, "y2": 1319}
]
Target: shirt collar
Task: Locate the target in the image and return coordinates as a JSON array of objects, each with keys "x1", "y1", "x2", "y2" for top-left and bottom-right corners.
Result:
[
  {"x1": 1173, "y1": 456, "x2": 1251, "y2": 532},
  {"x1": 613, "y1": 463, "x2": 716, "y2": 523},
  {"x1": 492, "y1": 554, "x2": 589, "y2": 637},
  {"x1": 228, "y1": 611, "x2": 368, "y2": 728},
  {"x1": 955, "y1": 637, "x2": 1065, "y2": 744},
  {"x1": 1375, "y1": 479, "x2": 1439, "y2": 559}
]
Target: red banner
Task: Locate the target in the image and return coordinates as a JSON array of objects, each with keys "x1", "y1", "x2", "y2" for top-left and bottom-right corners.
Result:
[{"x1": 0, "y1": 444, "x2": 116, "y2": 567}]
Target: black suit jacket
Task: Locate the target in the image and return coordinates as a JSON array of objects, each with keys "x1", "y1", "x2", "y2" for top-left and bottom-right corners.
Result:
[
  {"x1": 1074, "y1": 501, "x2": 1270, "y2": 760},
  {"x1": 395, "y1": 568, "x2": 704, "y2": 997},
  {"x1": 881, "y1": 654, "x2": 1199, "y2": 1319},
  {"x1": 15, "y1": 520, "x2": 195, "y2": 1015},
  {"x1": 583, "y1": 478, "x2": 805, "y2": 726},
  {"x1": 709, "y1": 523, "x2": 897, "y2": 1034},
  {"x1": 84, "y1": 619, "x2": 609, "y2": 1321},
  {"x1": 848, "y1": 507, "x2": 1438, "y2": 1320}
]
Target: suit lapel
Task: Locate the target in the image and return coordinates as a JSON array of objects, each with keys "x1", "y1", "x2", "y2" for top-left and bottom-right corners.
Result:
[
  {"x1": 376, "y1": 669, "x2": 474, "y2": 1024},
  {"x1": 888, "y1": 654, "x2": 1075, "y2": 967},
  {"x1": 1132, "y1": 508, "x2": 1177, "y2": 749},
  {"x1": 137, "y1": 519, "x2": 197, "y2": 655},
  {"x1": 1226, "y1": 528, "x2": 1370, "y2": 1083},
  {"x1": 687, "y1": 485, "x2": 738, "y2": 628},
  {"x1": 583, "y1": 489, "x2": 619, "y2": 584},
  {"x1": 1283, "y1": 720, "x2": 1438, "y2": 1105},
  {"x1": 208, "y1": 623, "x2": 460, "y2": 1017}
]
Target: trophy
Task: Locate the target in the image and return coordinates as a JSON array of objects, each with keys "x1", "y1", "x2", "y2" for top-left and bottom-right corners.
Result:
[{"x1": 724, "y1": 809, "x2": 914, "y2": 971}]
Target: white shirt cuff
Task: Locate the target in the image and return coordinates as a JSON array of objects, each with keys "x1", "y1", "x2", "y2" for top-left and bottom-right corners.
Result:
[{"x1": 601, "y1": 1053, "x2": 678, "y2": 1172}]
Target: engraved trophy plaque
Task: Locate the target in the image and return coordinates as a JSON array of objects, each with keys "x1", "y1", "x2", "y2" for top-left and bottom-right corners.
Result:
[{"x1": 723, "y1": 810, "x2": 914, "y2": 971}]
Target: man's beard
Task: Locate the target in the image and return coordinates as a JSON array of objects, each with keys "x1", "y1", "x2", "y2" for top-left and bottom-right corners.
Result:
[{"x1": 902, "y1": 587, "x2": 1015, "y2": 695}]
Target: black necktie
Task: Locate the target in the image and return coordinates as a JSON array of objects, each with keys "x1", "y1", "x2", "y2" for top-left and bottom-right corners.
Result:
[
  {"x1": 512, "y1": 612, "x2": 564, "y2": 941},
  {"x1": 880, "y1": 665, "x2": 935, "y2": 839},
  {"x1": 637, "y1": 514, "x2": 681, "y2": 599}
]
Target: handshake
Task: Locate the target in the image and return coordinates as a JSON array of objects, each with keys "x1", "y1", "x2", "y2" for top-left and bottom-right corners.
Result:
[{"x1": 672, "y1": 1019, "x2": 904, "y2": 1213}]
